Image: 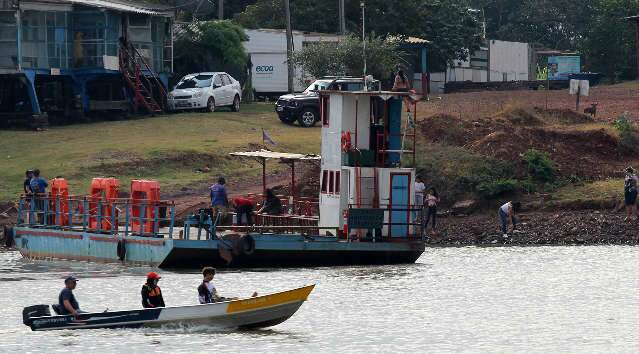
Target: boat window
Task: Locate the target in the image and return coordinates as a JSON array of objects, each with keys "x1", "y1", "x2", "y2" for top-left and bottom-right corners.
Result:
[
  {"x1": 175, "y1": 75, "x2": 213, "y2": 89},
  {"x1": 321, "y1": 96, "x2": 330, "y2": 126},
  {"x1": 335, "y1": 171, "x2": 340, "y2": 193},
  {"x1": 329, "y1": 171, "x2": 334, "y2": 193},
  {"x1": 321, "y1": 170, "x2": 328, "y2": 193}
]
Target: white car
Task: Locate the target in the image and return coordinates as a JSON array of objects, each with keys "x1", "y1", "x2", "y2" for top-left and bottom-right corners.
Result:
[{"x1": 168, "y1": 72, "x2": 242, "y2": 112}]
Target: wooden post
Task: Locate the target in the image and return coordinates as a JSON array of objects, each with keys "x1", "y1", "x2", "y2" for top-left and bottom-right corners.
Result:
[
  {"x1": 262, "y1": 158, "x2": 267, "y2": 197},
  {"x1": 284, "y1": 0, "x2": 294, "y2": 93},
  {"x1": 218, "y1": 0, "x2": 224, "y2": 19},
  {"x1": 576, "y1": 82, "x2": 581, "y2": 111}
]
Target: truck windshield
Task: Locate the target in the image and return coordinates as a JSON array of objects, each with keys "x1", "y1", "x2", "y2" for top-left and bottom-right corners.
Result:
[
  {"x1": 304, "y1": 81, "x2": 330, "y2": 93},
  {"x1": 176, "y1": 75, "x2": 214, "y2": 89}
]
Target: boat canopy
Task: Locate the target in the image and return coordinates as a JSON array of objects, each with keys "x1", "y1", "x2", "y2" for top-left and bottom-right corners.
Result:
[{"x1": 229, "y1": 150, "x2": 320, "y2": 161}]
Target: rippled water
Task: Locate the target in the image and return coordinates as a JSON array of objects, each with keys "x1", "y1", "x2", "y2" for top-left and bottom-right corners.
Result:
[{"x1": 3, "y1": 246, "x2": 639, "y2": 353}]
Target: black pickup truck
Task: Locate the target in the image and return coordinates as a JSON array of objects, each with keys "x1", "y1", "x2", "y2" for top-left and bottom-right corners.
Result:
[{"x1": 275, "y1": 77, "x2": 367, "y2": 128}]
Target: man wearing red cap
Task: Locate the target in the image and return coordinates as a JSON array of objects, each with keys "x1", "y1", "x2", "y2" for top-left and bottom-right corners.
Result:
[{"x1": 141, "y1": 272, "x2": 165, "y2": 308}]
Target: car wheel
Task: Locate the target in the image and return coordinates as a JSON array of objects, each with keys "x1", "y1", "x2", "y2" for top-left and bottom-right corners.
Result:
[
  {"x1": 206, "y1": 97, "x2": 216, "y2": 113},
  {"x1": 298, "y1": 108, "x2": 318, "y2": 128},
  {"x1": 231, "y1": 95, "x2": 240, "y2": 112}
]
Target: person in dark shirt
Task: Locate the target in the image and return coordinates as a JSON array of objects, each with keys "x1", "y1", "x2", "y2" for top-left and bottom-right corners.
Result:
[
  {"x1": 232, "y1": 197, "x2": 255, "y2": 226},
  {"x1": 23, "y1": 170, "x2": 33, "y2": 195},
  {"x1": 58, "y1": 275, "x2": 83, "y2": 317},
  {"x1": 257, "y1": 189, "x2": 282, "y2": 215},
  {"x1": 141, "y1": 272, "x2": 165, "y2": 308}
]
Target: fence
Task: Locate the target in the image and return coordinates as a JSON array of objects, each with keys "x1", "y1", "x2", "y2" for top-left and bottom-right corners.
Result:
[{"x1": 17, "y1": 194, "x2": 176, "y2": 238}]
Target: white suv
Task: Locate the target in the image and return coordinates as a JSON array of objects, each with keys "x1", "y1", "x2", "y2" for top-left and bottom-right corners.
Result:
[{"x1": 168, "y1": 72, "x2": 242, "y2": 112}]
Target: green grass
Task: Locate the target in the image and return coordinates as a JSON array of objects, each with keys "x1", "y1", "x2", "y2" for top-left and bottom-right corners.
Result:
[
  {"x1": 0, "y1": 103, "x2": 320, "y2": 200},
  {"x1": 550, "y1": 179, "x2": 622, "y2": 202}
]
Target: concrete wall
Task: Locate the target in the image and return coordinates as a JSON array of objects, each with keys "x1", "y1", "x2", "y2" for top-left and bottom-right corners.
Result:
[{"x1": 488, "y1": 40, "x2": 530, "y2": 81}]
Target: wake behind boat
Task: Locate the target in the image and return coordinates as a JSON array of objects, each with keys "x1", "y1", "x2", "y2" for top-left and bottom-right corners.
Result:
[{"x1": 23, "y1": 285, "x2": 314, "y2": 331}]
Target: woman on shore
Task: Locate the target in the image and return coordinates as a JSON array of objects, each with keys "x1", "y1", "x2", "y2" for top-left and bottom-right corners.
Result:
[
  {"x1": 424, "y1": 187, "x2": 440, "y2": 235},
  {"x1": 624, "y1": 167, "x2": 638, "y2": 221}
]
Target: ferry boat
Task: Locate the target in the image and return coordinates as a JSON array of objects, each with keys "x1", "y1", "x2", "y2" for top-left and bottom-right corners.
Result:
[{"x1": 9, "y1": 90, "x2": 426, "y2": 268}]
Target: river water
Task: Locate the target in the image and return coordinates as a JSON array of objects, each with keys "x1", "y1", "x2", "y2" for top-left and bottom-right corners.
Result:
[{"x1": 2, "y1": 246, "x2": 639, "y2": 353}]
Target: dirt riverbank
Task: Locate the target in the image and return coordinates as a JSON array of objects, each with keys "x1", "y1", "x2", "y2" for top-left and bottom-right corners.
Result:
[{"x1": 431, "y1": 210, "x2": 639, "y2": 246}]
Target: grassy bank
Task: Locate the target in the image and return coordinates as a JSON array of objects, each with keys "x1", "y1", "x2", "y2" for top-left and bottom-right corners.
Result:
[{"x1": 0, "y1": 104, "x2": 320, "y2": 201}]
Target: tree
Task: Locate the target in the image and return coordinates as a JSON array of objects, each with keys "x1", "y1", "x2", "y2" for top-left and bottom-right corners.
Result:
[
  {"x1": 291, "y1": 35, "x2": 405, "y2": 80},
  {"x1": 235, "y1": 0, "x2": 481, "y2": 67},
  {"x1": 174, "y1": 20, "x2": 249, "y2": 81}
]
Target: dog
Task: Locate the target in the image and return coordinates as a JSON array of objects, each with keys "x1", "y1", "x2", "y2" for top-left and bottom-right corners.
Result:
[{"x1": 584, "y1": 103, "x2": 598, "y2": 118}]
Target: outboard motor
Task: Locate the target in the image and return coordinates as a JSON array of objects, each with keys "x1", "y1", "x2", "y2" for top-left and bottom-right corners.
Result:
[{"x1": 22, "y1": 305, "x2": 51, "y2": 326}]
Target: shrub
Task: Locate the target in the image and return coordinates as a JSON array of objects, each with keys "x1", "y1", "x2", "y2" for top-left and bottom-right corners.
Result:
[
  {"x1": 614, "y1": 112, "x2": 639, "y2": 154},
  {"x1": 476, "y1": 179, "x2": 519, "y2": 199},
  {"x1": 522, "y1": 149, "x2": 556, "y2": 182}
]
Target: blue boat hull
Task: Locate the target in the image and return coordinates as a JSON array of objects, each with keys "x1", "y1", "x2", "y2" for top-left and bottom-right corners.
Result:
[{"x1": 13, "y1": 227, "x2": 425, "y2": 268}]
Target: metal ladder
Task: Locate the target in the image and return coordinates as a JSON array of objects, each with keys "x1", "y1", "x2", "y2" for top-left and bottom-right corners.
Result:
[{"x1": 118, "y1": 41, "x2": 166, "y2": 114}]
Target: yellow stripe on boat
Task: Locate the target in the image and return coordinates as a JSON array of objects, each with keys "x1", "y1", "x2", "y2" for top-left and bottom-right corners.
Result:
[{"x1": 226, "y1": 284, "x2": 315, "y2": 313}]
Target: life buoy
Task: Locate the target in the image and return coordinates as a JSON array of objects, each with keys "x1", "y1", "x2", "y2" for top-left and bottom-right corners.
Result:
[
  {"x1": 116, "y1": 239, "x2": 126, "y2": 261},
  {"x1": 240, "y1": 234, "x2": 255, "y2": 256},
  {"x1": 341, "y1": 131, "x2": 352, "y2": 152}
]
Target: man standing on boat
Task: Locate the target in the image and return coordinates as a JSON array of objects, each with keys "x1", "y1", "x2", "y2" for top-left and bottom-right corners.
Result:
[
  {"x1": 210, "y1": 177, "x2": 229, "y2": 223},
  {"x1": 58, "y1": 275, "x2": 84, "y2": 318},
  {"x1": 141, "y1": 272, "x2": 165, "y2": 308}
]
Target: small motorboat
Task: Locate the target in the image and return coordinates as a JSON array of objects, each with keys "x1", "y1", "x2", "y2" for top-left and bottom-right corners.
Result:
[{"x1": 23, "y1": 285, "x2": 314, "y2": 331}]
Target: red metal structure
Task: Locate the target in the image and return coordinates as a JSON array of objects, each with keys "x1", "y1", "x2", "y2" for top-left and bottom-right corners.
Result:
[
  {"x1": 130, "y1": 180, "x2": 161, "y2": 235},
  {"x1": 118, "y1": 40, "x2": 166, "y2": 114},
  {"x1": 49, "y1": 178, "x2": 70, "y2": 226},
  {"x1": 89, "y1": 178, "x2": 120, "y2": 231}
]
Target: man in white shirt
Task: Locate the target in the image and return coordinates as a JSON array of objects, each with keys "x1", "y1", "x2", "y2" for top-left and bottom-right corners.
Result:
[{"x1": 498, "y1": 201, "x2": 520, "y2": 237}]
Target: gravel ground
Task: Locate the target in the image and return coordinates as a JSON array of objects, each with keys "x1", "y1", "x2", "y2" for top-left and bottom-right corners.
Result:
[{"x1": 430, "y1": 210, "x2": 639, "y2": 246}]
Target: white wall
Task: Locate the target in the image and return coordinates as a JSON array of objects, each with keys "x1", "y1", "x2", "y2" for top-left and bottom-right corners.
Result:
[{"x1": 488, "y1": 40, "x2": 530, "y2": 81}]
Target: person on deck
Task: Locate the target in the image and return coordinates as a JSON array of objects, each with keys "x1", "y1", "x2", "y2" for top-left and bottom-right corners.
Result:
[
  {"x1": 257, "y1": 189, "x2": 282, "y2": 215},
  {"x1": 58, "y1": 275, "x2": 84, "y2": 317},
  {"x1": 29, "y1": 169, "x2": 48, "y2": 194},
  {"x1": 210, "y1": 177, "x2": 229, "y2": 222},
  {"x1": 141, "y1": 272, "x2": 165, "y2": 309},
  {"x1": 624, "y1": 167, "x2": 638, "y2": 221},
  {"x1": 498, "y1": 201, "x2": 520, "y2": 238},
  {"x1": 392, "y1": 69, "x2": 410, "y2": 92},
  {"x1": 23, "y1": 170, "x2": 33, "y2": 195},
  {"x1": 232, "y1": 196, "x2": 255, "y2": 226}
]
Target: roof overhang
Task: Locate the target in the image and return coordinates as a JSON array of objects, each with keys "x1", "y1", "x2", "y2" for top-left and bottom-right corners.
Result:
[
  {"x1": 230, "y1": 150, "x2": 321, "y2": 162},
  {"x1": 21, "y1": 0, "x2": 175, "y2": 17}
]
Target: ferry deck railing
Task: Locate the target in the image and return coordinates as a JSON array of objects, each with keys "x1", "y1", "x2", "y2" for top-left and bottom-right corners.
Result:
[{"x1": 17, "y1": 194, "x2": 176, "y2": 239}]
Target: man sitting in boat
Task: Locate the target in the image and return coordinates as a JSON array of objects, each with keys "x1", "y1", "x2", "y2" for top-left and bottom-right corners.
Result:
[
  {"x1": 58, "y1": 275, "x2": 84, "y2": 317},
  {"x1": 141, "y1": 272, "x2": 165, "y2": 308},
  {"x1": 198, "y1": 267, "x2": 220, "y2": 304}
]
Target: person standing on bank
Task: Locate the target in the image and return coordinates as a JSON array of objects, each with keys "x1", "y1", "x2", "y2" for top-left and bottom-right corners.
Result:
[
  {"x1": 424, "y1": 187, "x2": 440, "y2": 234},
  {"x1": 141, "y1": 272, "x2": 165, "y2": 309},
  {"x1": 624, "y1": 167, "x2": 638, "y2": 221},
  {"x1": 498, "y1": 201, "x2": 520, "y2": 238}
]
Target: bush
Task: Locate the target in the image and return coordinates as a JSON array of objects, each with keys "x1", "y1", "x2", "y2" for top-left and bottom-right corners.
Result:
[
  {"x1": 522, "y1": 149, "x2": 556, "y2": 182},
  {"x1": 614, "y1": 112, "x2": 639, "y2": 154},
  {"x1": 476, "y1": 179, "x2": 519, "y2": 199}
]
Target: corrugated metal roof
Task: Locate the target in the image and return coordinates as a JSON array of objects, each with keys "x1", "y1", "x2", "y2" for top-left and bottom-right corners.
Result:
[{"x1": 26, "y1": 0, "x2": 175, "y2": 16}]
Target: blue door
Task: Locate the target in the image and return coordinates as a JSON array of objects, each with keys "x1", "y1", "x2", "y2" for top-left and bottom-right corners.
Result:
[{"x1": 390, "y1": 173, "x2": 410, "y2": 237}]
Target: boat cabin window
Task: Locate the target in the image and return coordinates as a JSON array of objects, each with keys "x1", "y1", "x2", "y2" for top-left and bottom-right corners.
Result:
[
  {"x1": 328, "y1": 171, "x2": 334, "y2": 193},
  {"x1": 320, "y1": 96, "x2": 329, "y2": 126},
  {"x1": 335, "y1": 171, "x2": 340, "y2": 193},
  {"x1": 321, "y1": 170, "x2": 328, "y2": 193}
]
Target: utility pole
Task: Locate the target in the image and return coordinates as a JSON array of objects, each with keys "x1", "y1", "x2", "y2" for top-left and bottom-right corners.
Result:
[
  {"x1": 285, "y1": 0, "x2": 294, "y2": 93},
  {"x1": 218, "y1": 0, "x2": 223, "y2": 19},
  {"x1": 361, "y1": 1, "x2": 366, "y2": 78},
  {"x1": 338, "y1": 0, "x2": 346, "y2": 34}
]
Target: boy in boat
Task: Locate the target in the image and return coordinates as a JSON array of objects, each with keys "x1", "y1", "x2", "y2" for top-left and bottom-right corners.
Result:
[
  {"x1": 198, "y1": 267, "x2": 220, "y2": 304},
  {"x1": 141, "y1": 272, "x2": 165, "y2": 308},
  {"x1": 58, "y1": 275, "x2": 84, "y2": 318},
  {"x1": 198, "y1": 267, "x2": 258, "y2": 304}
]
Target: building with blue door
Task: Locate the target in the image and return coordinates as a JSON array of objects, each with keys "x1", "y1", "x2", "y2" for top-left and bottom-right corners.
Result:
[{"x1": 0, "y1": 0, "x2": 174, "y2": 127}]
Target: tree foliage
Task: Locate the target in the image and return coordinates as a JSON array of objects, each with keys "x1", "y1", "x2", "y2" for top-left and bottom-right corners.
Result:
[
  {"x1": 235, "y1": 0, "x2": 482, "y2": 67},
  {"x1": 291, "y1": 36, "x2": 404, "y2": 80},
  {"x1": 174, "y1": 20, "x2": 249, "y2": 80}
]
